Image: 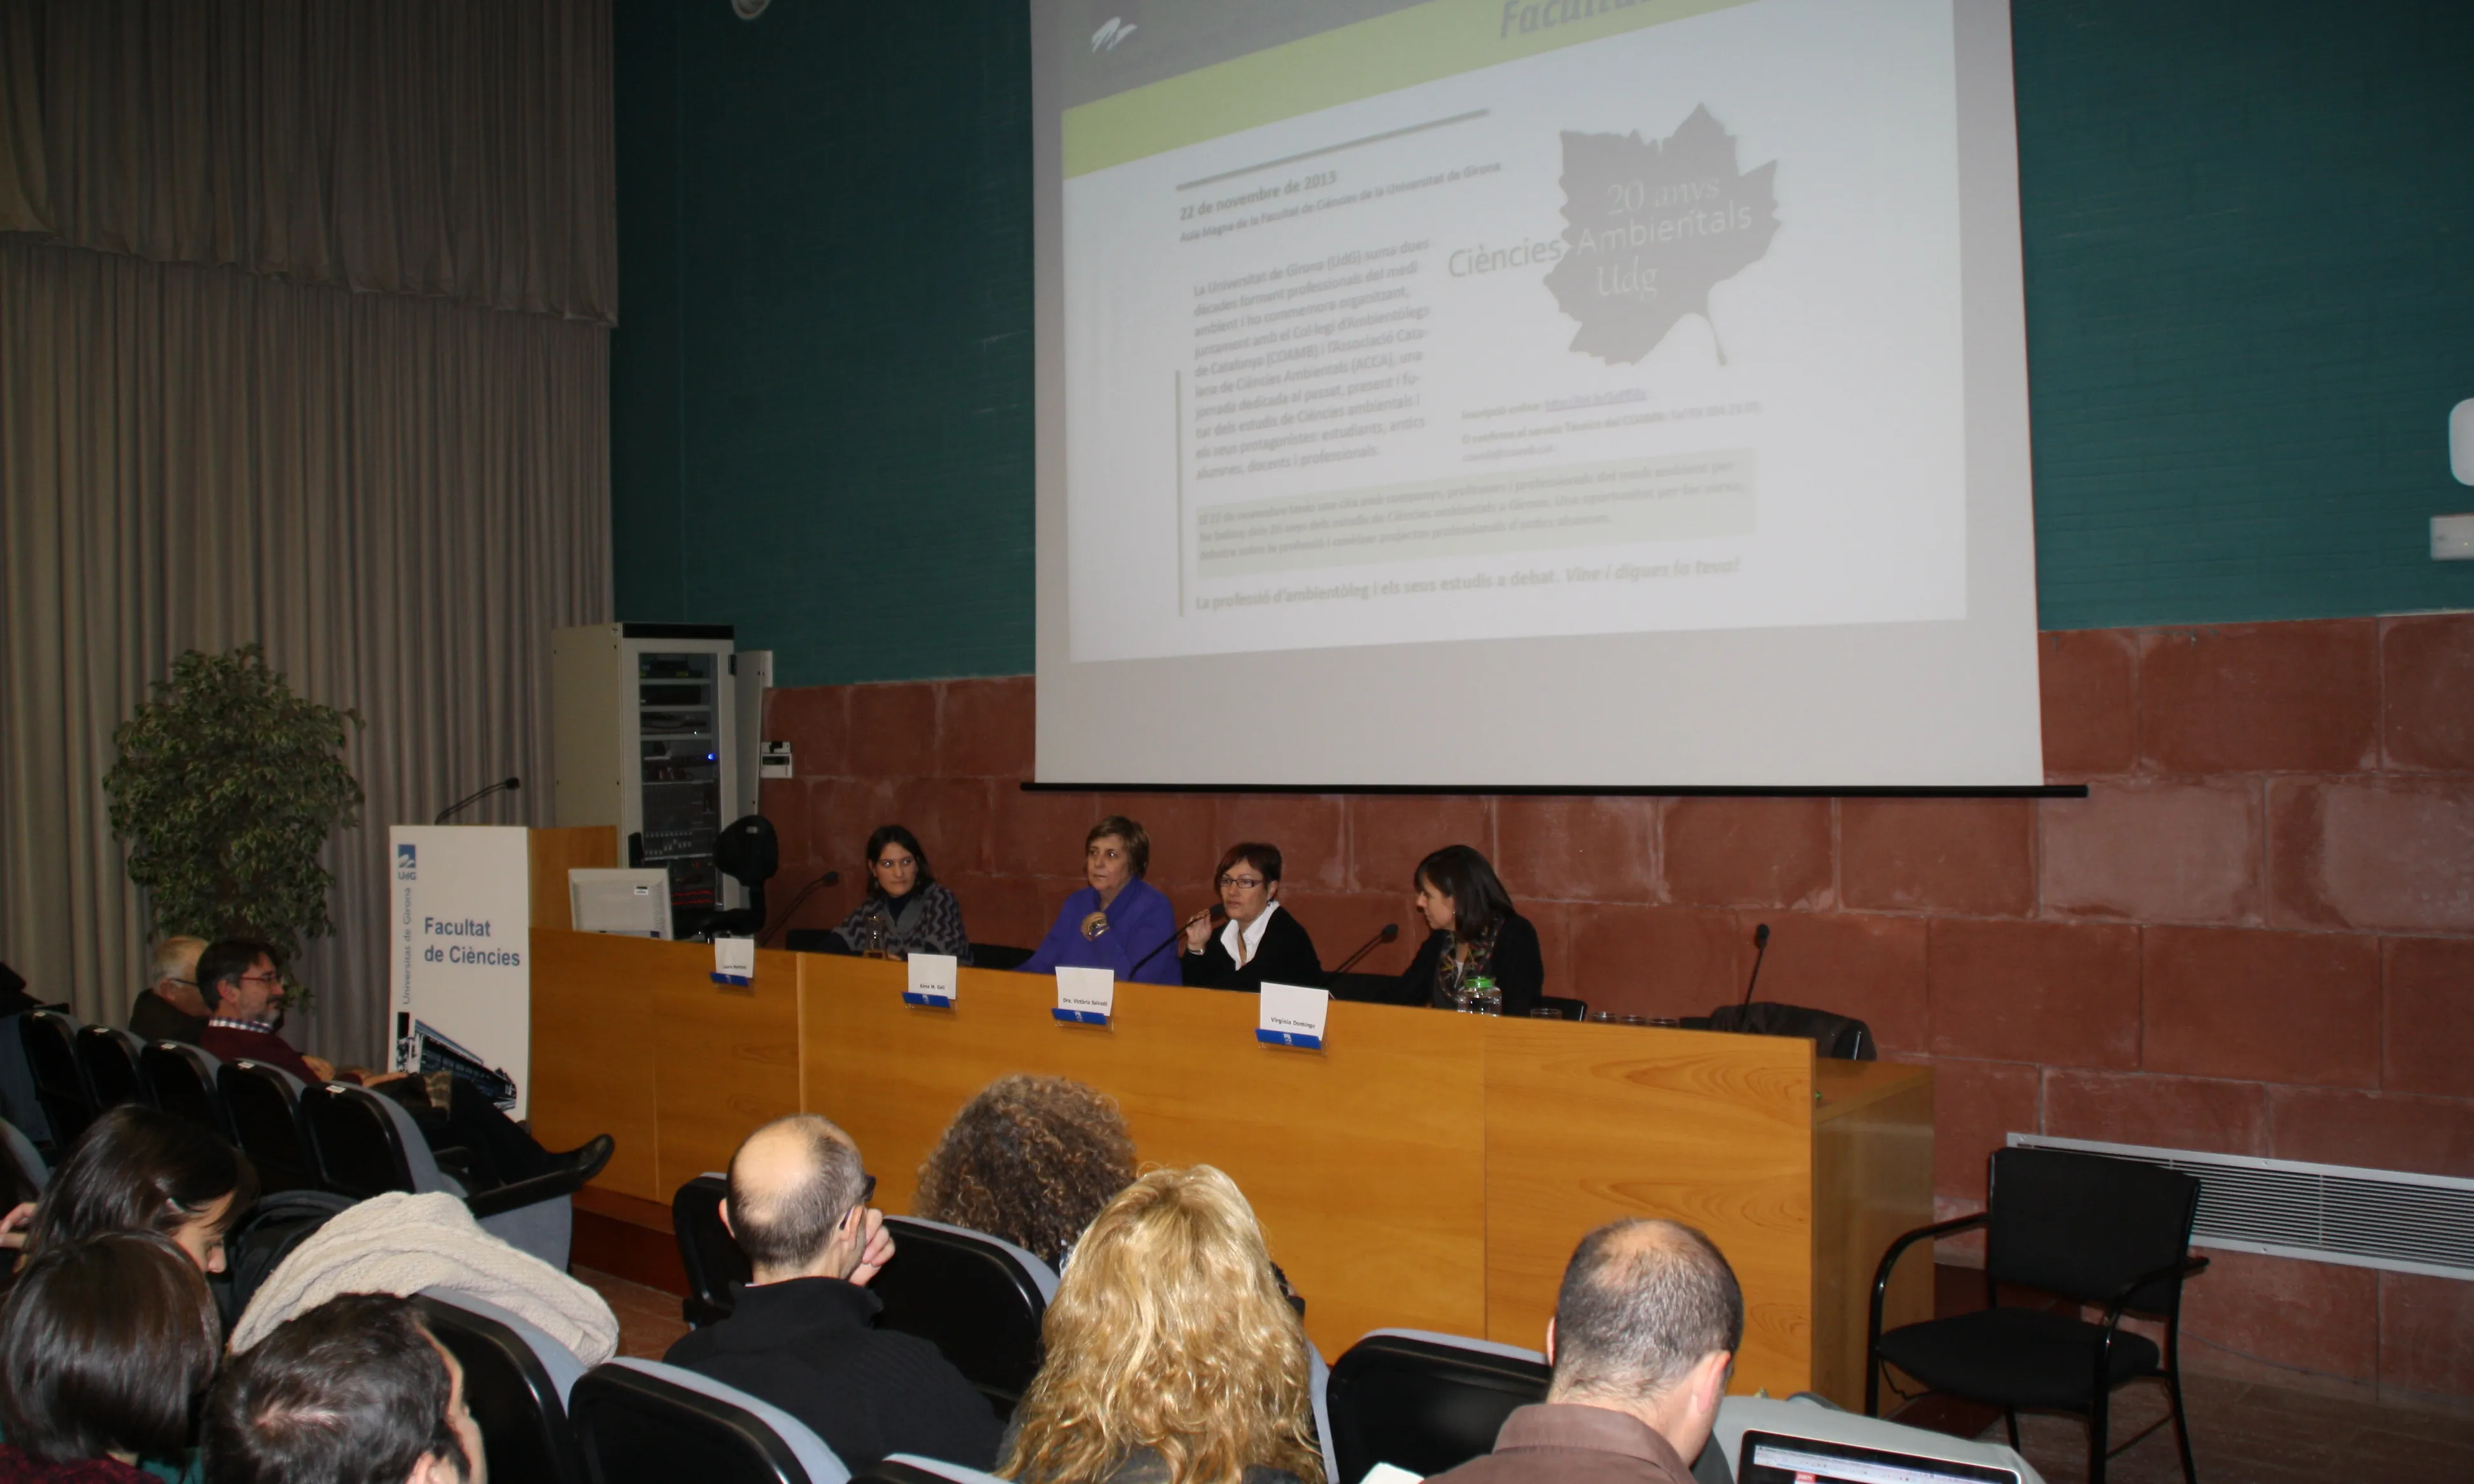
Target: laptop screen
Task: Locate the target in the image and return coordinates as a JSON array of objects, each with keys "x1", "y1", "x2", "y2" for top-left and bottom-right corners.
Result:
[{"x1": 1736, "y1": 1430, "x2": 2021, "y2": 1484}]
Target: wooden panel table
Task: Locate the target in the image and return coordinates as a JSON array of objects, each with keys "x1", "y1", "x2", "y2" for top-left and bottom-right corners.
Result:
[{"x1": 529, "y1": 930, "x2": 1930, "y2": 1405}]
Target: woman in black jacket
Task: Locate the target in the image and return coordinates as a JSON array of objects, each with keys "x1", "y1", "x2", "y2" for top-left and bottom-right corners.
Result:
[
  {"x1": 1176, "y1": 843, "x2": 1321, "y2": 993},
  {"x1": 1394, "y1": 844, "x2": 1543, "y2": 1016}
]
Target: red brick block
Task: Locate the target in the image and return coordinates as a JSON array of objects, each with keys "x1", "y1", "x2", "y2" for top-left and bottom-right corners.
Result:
[
  {"x1": 1346, "y1": 794, "x2": 1493, "y2": 894},
  {"x1": 945, "y1": 872, "x2": 1056, "y2": 953},
  {"x1": 2268, "y1": 1088, "x2": 2474, "y2": 1178},
  {"x1": 1522, "y1": 899, "x2": 1575, "y2": 1004},
  {"x1": 1494, "y1": 795, "x2": 1659, "y2": 904},
  {"x1": 2142, "y1": 925, "x2": 2379, "y2": 1088},
  {"x1": 2267, "y1": 776, "x2": 2474, "y2": 934},
  {"x1": 2039, "y1": 628, "x2": 2138, "y2": 778},
  {"x1": 2381, "y1": 614, "x2": 2474, "y2": 774},
  {"x1": 1841, "y1": 799, "x2": 2035, "y2": 917},
  {"x1": 1931, "y1": 1058, "x2": 2042, "y2": 1202},
  {"x1": 1099, "y1": 792, "x2": 1219, "y2": 897},
  {"x1": 1566, "y1": 906, "x2": 1747, "y2": 1019},
  {"x1": 806, "y1": 776, "x2": 899, "y2": 869},
  {"x1": 936, "y1": 676, "x2": 1034, "y2": 780},
  {"x1": 1661, "y1": 798, "x2": 1833, "y2": 909},
  {"x1": 2384, "y1": 937, "x2": 2474, "y2": 1100},
  {"x1": 1927, "y1": 918, "x2": 2140, "y2": 1067},
  {"x1": 1752, "y1": 912, "x2": 1929, "y2": 1054},
  {"x1": 2039, "y1": 778, "x2": 2261, "y2": 925},
  {"x1": 2139, "y1": 619, "x2": 2379, "y2": 774},
  {"x1": 889, "y1": 778, "x2": 994, "y2": 876},
  {"x1": 759, "y1": 778, "x2": 815, "y2": 878},
  {"x1": 2179, "y1": 1249, "x2": 2377, "y2": 1385},
  {"x1": 989, "y1": 787, "x2": 1099, "y2": 876},
  {"x1": 771, "y1": 865, "x2": 861, "y2": 938},
  {"x1": 2041, "y1": 1069, "x2": 2268, "y2": 1156},
  {"x1": 2379, "y1": 1270, "x2": 2474, "y2": 1401},
  {"x1": 844, "y1": 682, "x2": 940, "y2": 780},
  {"x1": 764, "y1": 685, "x2": 848, "y2": 778},
  {"x1": 1293, "y1": 890, "x2": 1419, "y2": 978},
  {"x1": 1212, "y1": 794, "x2": 1346, "y2": 892}
]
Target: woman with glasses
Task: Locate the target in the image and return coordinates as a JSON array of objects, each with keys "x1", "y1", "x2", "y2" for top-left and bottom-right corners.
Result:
[
  {"x1": 1176, "y1": 843, "x2": 1321, "y2": 993},
  {"x1": 1021, "y1": 816, "x2": 1181, "y2": 985},
  {"x1": 830, "y1": 824, "x2": 973, "y2": 962},
  {"x1": 1392, "y1": 844, "x2": 1543, "y2": 1017}
]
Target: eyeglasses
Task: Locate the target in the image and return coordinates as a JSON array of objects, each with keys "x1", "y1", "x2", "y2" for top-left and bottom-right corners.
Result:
[
  {"x1": 239, "y1": 972, "x2": 283, "y2": 987},
  {"x1": 1217, "y1": 875, "x2": 1267, "y2": 890},
  {"x1": 844, "y1": 1172, "x2": 878, "y2": 1226}
]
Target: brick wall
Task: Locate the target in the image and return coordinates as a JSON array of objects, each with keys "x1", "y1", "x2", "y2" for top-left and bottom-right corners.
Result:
[{"x1": 757, "y1": 612, "x2": 2474, "y2": 1404}]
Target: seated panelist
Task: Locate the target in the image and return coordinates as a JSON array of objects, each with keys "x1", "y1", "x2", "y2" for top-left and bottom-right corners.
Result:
[
  {"x1": 1020, "y1": 816, "x2": 1181, "y2": 985},
  {"x1": 829, "y1": 824, "x2": 973, "y2": 962},
  {"x1": 1391, "y1": 844, "x2": 1544, "y2": 1016},
  {"x1": 1178, "y1": 843, "x2": 1321, "y2": 993}
]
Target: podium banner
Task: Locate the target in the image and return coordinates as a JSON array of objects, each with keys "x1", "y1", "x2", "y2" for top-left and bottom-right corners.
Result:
[{"x1": 390, "y1": 825, "x2": 531, "y2": 1117}]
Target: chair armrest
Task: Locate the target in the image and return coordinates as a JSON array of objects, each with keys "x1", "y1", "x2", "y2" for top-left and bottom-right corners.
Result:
[
  {"x1": 463, "y1": 1165, "x2": 590, "y2": 1220},
  {"x1": 1868, "y1": 1214, "x2": 1986, "y2": 1347},
  {"x1": 2098, "y1": 1254, "x2": 2210, "y2": 1331}
]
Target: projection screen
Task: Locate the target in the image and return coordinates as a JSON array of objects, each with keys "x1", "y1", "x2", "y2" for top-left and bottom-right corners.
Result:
[{"x1": 1032, "y1": 0, "x2": 2044, "y2": 788}]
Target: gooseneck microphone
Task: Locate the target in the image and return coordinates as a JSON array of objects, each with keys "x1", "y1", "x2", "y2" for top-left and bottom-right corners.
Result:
[
  {"x1": 757, "y1": 870, "x2": 841, "y2": 946},
  {"x1": 435, "y1": 777, "x2": 521, "y2": 824},
  {"x1": 1739, "y1": 922, "x2": 1772, "y2": 1007},
  {"x1": 1330, "y1": 922, "x2": 1402, "y2": 976}
]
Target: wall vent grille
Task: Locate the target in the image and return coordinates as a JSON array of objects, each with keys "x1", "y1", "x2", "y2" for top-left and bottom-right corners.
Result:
[{"x1": 2007, "y1": 1135, "x2": 2474, "y2": 1281}]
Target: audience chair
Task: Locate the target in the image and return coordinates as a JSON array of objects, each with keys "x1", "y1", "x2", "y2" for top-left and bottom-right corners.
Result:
[
  {"x1": 217, "y1": 1059, "x2": 323, "y2": 1193},
  {"x1": 854, "y1": 1458, "x2": 1008, "y2": 1484},
  {"x1": 416, "y1": 1288, "x2": 587, "y2": 1484},
  {"x1": 1866, "y1": 1145, "x2": 2207, "y2": 1484},
  {"x1": 1326, "y1": 1328, "x2": 1551, "y2": 1484},
  {"x1": 570, "y1": 1358, "x2": 849, "y2": 1484},
  {"x1": 139, "y1": 1041, "x2": 229, "y2": 1138},
  {"x1": 299, "y1": 1081, "x2": 577, "y2": 1266},
  {"x1": 1532, "y1": 995, "x2": 1589, "y2": 1021},
  {"x1": 874, "y1": 1215, "x2": 1058, "y2": 1420},
  {"x1": 0, "y1": 1115, "x2": 49, "y2": 1205},
  {"x1": 73, "y1": 1023, "x2": 152, "y2": 1110},
  {"x1": 673, "y1": 1172, "x2": 750, "y2": 1328},
  {"x1": 20, "y1": 1010, "x2": 97, "y2": 1147},
  {"x1": 1705, "y1": 1001, "x2": 1875, "y2": 1060}
]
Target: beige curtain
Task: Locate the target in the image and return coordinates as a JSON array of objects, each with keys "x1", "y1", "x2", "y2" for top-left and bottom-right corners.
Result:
[{"x1": 0, "y1": 234, "x2": 610, "y2": 1060}]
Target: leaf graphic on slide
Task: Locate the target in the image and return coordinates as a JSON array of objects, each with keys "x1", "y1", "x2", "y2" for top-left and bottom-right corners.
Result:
[{"x1": 1543, "y1": 106, "x2": 1778, "y2": 366}]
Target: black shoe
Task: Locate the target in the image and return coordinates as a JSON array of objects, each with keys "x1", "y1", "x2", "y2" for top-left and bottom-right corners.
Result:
[{"x1": 559, "y1": 1133, "x2": 615, "y2": 1184}]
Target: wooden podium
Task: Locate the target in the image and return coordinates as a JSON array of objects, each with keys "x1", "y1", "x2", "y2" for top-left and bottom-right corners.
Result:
[{"x1": 526, "y1": 929, "x2": 1931, "y2": 1407}]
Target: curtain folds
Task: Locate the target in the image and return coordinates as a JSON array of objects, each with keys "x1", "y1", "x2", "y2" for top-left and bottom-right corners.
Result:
[
  {"x1": 0, "y1": 0, "x2": 616, "y2": 322},
  {"x1": 0, "y1": 235, "x2": 611, "y2": 1060}
]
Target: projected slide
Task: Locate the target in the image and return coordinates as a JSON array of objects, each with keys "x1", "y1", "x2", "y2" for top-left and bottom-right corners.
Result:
[{"x1": 1062, "y1": 0, "x2": 1967, "y2": 665}]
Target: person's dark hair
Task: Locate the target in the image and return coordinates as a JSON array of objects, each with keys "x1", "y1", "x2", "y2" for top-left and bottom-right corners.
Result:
[
  {"x1": 1550, "y1": 1218, "x2": 1744, "y2": 1403},
  {"x1": 26, "y1": 1105, "x2": 258, "y2": 1261},
  {"x1": 1086, "y1": 816, "x2": 1151, "y2": 879},
  {"x1": 194, "y1": 939, "x2": 281, "y2": 1013},
  {"x1": 203, "y1": 1292, "x2": 466, "y2": 1484},
  {"x1": 1414, "y1": 844, "x2": 1515, "y2": 944},
  {"x1": 1214, "y1": 842, "x2": 1283, "y2": 886},
  {"x1": 914, "y1": 1074, "x2": 1137, "y2": 1268},
  {"x1": 0, "y1": 1232, "x2": 221, "y2": 1466},
  {"x1": 864, "y1": 823, "x2": 936, "y2": 895},
  {"x1": 727, "y1": 1113, "x2": 867, "y2": 1271}
]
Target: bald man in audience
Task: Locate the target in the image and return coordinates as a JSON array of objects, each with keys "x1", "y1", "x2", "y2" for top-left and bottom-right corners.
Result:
[
  {"x1": 1431, "y1": 1218, "x2": 1743, "y2": 1484},
  {"x1": 128, "y1": 935, "x2": 211, "y2": 1044},
  {"x1": 665, "y1": 1113, "x2": 1001, "y2": 1470}
]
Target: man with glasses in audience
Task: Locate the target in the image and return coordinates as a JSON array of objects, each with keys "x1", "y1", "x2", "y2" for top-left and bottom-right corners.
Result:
[
  {"x1": 668, "y1": 1112, "x2": 1001, "y2": 1470},
  {"x1": 128, "y1": 934, "x2": 211, "y2": 1044}
]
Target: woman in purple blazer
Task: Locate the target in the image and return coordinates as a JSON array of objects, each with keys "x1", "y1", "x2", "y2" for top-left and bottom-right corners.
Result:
[{"x1": 1020, "y1": 816, "x2": 1182, "y2": 984}]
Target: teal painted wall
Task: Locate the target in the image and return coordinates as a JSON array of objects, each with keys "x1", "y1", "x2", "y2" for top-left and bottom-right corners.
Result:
[{"x1": 612, "y1": 0, "x2": 2474, "y2": 683}]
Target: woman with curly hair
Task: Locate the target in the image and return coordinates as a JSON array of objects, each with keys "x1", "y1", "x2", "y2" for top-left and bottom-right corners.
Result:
[
  {"x1": 1001, "y1": 1166, "x2": 1323, "y2": 1484},
  {"x1": 914, "y1": 1075, "x2": 1136, "y2": 1269}
]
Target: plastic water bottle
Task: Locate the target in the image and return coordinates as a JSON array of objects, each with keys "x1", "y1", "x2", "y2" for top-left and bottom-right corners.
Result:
[{"x1": 1466, "y1": 975, "x2": 1501, "y2": 1016}]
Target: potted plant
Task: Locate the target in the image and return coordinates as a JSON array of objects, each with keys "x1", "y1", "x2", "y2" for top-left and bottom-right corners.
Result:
[{"x1": 104, "y1": 645, "x2": 364, "y2": 1001}]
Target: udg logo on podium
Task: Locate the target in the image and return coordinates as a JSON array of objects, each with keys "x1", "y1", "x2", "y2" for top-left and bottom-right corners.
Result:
[{"x1": 395, "y1": 843, "x2": 417, "y2": 881}]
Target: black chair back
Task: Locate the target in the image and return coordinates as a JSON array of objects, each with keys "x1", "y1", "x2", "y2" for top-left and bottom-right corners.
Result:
[
  {"x1": 569, "y1": 1363, "x2": 822, "y2": 1484},
  {"x1": 21, "y1": 1011, "x2": 95, "y2": 1146},
  {"x1": 1326, "y1": 1331, "x2": 1551, "y2": 1484},
  {"x1": 967, "y1": 943, "x2": 1032, "y2": 972},
  {"x1": 140, "y1": 1042, "x2": 228, "y2": 1137},
  {"x1": 414, "y1": 1294, "x2": 586, "y2": 1484},
  {"x1": 673, "y1": 1173, "x2": 750, "y2": 1328},
  {"x1": 872, "y1": 1218, "x2": 1050, "y2": 1417},
  {"x1": 74, "y1": 1025, "x2": 150, "y2": 1109},
  {"x1": 1986, "y1": 1147, "x2": 2200, "y2": 1311},
  {"x1": 216, "y1": 1060, "x2": 321, "y2": 1193},
  {"x1": 299, "y1": 1083, "x2": 416, "y2": 1198},
  {"x1": 1706, "y1": 1001, "x2": 1876, "y2": 1060}
]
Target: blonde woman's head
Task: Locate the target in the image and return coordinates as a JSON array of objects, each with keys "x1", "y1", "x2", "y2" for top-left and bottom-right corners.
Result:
[{"x1": 1002, "y1": 1166, "x2": 1323, "y2": 1484}]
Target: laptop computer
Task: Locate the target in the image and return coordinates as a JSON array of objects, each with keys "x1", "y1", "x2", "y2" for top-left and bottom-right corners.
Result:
[{"x1": 1736, "y1": 1429, "x2": 2023, "y2": 1484}]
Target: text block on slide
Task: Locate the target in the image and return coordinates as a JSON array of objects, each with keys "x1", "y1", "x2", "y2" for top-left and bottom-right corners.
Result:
[{"x1": 390, "y1": 825, "x2": 531, "y2": 1119}]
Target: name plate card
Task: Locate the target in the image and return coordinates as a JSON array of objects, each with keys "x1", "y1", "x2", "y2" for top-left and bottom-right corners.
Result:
[
  {"x1": 1054, "y1": 966, "x2": 1115, "y2": 1025},
  {"x1": 710, "y1": 937, "x2": 756, "y2": 988},
  {"x1": 904, "y1": 952, "x2": 959, "y2": 1007},
  {"x1": 1257, "y1": 981, "x2": 1331, "y2": 1049}
]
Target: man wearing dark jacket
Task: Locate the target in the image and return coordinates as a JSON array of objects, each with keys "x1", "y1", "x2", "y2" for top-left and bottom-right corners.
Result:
[
  {"x1": 129, "y1": 935, "x2": 211, "y2": 1044},
  {"x1": 666, "y1": 1113, "x2": 1001, "y2": 1471}
]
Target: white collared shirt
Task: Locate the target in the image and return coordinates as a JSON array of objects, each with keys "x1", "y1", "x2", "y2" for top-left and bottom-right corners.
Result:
[{"x1": 1218, "y1": 900, "x2": 1283, "y2": 968}]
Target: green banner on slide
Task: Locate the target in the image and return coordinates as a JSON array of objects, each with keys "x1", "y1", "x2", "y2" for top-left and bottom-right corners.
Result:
[{"x1": 1063, "y1": 0, "x2": 1755, "y2": 178}]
